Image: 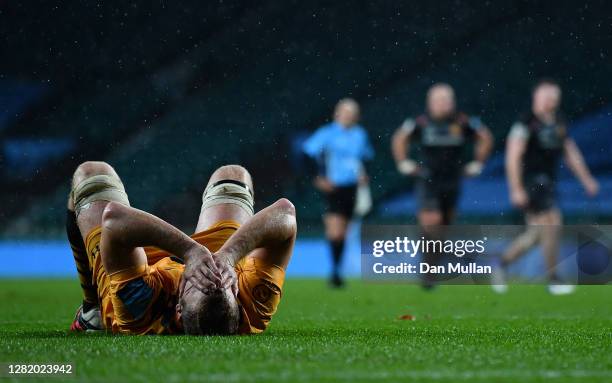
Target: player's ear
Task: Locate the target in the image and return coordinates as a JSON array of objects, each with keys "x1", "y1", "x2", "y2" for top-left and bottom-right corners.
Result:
[
  {"x1": 178, "y1": 276, "x2": 186, "y2": 297},
  {"x1": 175, "y1": 303, "x2": 182, "y2": 321}
]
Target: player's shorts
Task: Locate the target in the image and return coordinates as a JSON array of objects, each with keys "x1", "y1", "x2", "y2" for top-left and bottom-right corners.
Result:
[
  {"x1": 525, "y1": 174, "x2": 557, "y2": 213},
  {"x1": 325, "y1": 184, "x2": 357, "y2": 218},
  {"x1": 84, "y1": 220, "x2": 285, "y2": 335},
  {"x1": 416, "y1": 176, "x2": 460, "y2": 213}
]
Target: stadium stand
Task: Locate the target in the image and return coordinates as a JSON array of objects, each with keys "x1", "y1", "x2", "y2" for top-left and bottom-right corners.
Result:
[{"x1": 1, "y1": 1, "x2": 611, "y2": 237}]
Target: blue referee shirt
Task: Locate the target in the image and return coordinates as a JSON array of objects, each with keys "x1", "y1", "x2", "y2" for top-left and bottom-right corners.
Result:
[{"x1": 303, "y1": 122, "x2": 374, "y2": 186}]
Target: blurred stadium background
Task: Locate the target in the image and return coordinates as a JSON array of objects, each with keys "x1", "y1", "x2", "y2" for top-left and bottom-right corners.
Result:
[{"x1": 0, "y1": 0, "x2": 611, "y2": 277}]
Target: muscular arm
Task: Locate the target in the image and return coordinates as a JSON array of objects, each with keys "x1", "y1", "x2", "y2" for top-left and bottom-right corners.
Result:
[
  {"x1": 391, "y1": 126, "x2": 411, "y2": 163},
  {"x1": 564, "y1": 138, "x2": 599, "y2": 196},
  {"x1": 505, "y1": 136, "x2": 528, "y2": 207},
  {"x1": 101, "y1": 202, "x2": 221, "y2": 289},
  {"x1": 506, "y1": 137, "x2": 526, "y2": 192},
  {"x1": 102, "y1": 202, "x2": 199, "y2": 261},
  {"x1": 474, "y1": 126, "x2": 494, "y2": 163},
  {"x1": 392, "y1": 120, "x2": 420, "y2": 176},
  {"x1": 217, "y1": 198, "x2": 297, "y2": 268}
]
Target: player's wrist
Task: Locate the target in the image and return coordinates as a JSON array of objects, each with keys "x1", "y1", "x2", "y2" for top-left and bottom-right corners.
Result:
[
  {"x1": 464, "y1": 161, "x2": 484, "y2": 176},
  {"x1": 215, "y1": 250, "x2": 237, "y2": 268},
  {"x1": 180, "y1": 241, "x2": 203, "y2": 262},
  {"x1": 397, "y1": 159, "x2": 417, "y2": 175}
]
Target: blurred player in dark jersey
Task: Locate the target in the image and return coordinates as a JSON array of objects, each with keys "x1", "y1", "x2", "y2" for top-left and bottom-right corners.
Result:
[
  {"x1": 492, "y1": 79, "x2": 599, "y2": 295},
  {"x1": 391, "y1": 83, "x2": 493, "y2": 287}
]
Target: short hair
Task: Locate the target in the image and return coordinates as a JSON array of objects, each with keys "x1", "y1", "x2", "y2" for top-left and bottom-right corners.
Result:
[
  {"x1": 532, "y1": 78, "x2": 561, "y2": 93},
  {"x1": 334, "y1": 98, "x2": 360, "y2": 115},
  {"x1": 427, "y1": 83, "x2": 455, "y2": 100},
  {"x1": 181, "y1": 288, "x2": 240, "y2": 335}
]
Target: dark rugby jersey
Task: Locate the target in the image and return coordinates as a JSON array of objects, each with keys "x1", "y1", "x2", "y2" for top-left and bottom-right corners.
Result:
[
  {"x1": 400, "y1": 112, "x2": 483, "y2": 182},
  {"x1": 508, "y1": 112, "x2": 568, "y2": 180}
]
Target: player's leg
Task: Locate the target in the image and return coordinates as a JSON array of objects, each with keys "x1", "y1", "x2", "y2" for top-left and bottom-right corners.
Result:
[
  {"x1": 322, "y1": 185, "x2": 355, "y2": 287},
  {"x1": 69, "y1": 161, "x2": 123, "y2": 301},
  {"x1": 499, "y1": 177, "x2": 559, "y2": 270},
  {"x1": 498, "y1": 176, "x2": 556, "y2": 271},
  {"x1": 500, "y1": 213, "x2": 543, "y2": 266},
  {"x1": 324, "y1": 212, "x2": 350, "y2": 286},
  {"x1": 418, "y1": 209, "x2": 443, "y2": 226},
  {"x1": 440, "y1": 187, "x2": 459, "y2": 225},
  {"x1": 70, "y1": 161, "x2": 144, "y2": 277},
  {"x1": 71, "y1": 161, "x2": 126, "y2": 238},
  {"x1": 537, "y1": 208, "x2": 562, "y2": 280},
  {"x1": 417, "y1": 180, "x2": 445, "y2": 289},
  {"x1": 66, "y1": 188, "x2": 97, "y2": 312},
  {"x1": 189, "y1": 165, "x2": 294, "y2": 334},
  {"x1": 417, "y1": 178, "x2": 444, "y2": 226},
  {"x1": 72, "y1": 161, "x2": 169, "y2": 333},
  {"x1": 418, "y1": 208, "x2": 443, "y2": 289},
  {"x1": 491, "y1": 211, "x2": 545, "y2": 293},
  {"x1": 538, "y1": 208, "x2": 573, "y2": 294},
  {"x1": 195, "y1": 164, "x2": 254, "y2": 233},
  {"x1": 68, "y1": 161, "x2": 132, "y2": 330}
]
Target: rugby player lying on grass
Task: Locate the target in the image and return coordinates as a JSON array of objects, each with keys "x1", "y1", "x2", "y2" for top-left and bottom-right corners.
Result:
[{"x1": 66, "y1": 161, "x2": 296, "y2": 335}]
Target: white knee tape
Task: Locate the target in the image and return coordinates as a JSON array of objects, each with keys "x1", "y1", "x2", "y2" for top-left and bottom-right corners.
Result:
[
  {"x1": 71, "y1": 174, "x2": 130, "y2": 215},
  {"x1": 202, "y1": 181, "x2": 254, "y2": 216}
]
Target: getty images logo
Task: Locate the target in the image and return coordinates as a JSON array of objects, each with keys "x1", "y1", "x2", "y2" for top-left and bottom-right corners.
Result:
[{"x1": 371, "y1": 236, "x2": 487, "y2": 258}]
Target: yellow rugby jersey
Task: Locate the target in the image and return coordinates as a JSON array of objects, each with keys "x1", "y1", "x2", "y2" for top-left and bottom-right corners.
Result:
[{"x1": 85, "y1": 220, "x2": 285, "y2": 335}]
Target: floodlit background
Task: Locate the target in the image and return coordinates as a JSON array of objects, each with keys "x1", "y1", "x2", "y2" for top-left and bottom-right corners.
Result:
[{"x1": 0, "y1": 1, "x2": 611, "y2": 278}]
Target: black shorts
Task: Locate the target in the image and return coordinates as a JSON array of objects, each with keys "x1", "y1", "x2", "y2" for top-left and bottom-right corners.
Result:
[
  {"x1": 325, "y1": 184, "x2": 357, "y2": 218},
  {"x1": 416, "y1": 177, "x2": 460, "y2": 213},
  {"x1": 525, "y1": 174, "x2": 557, "y2": 213}
]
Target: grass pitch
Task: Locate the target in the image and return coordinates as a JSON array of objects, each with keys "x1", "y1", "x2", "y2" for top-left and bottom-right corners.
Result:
[{"x1": 0, "y1": 279, "x2": 611, "y2": 382}]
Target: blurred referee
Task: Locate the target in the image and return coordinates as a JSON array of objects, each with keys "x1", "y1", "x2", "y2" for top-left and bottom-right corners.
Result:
[{"x1": 303, "y1": 98, "x2": 374, "y2": 287}]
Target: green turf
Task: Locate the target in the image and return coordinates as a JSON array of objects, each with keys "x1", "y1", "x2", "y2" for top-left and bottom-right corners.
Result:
[{"x1": 0, "y1": 279, "x2": 611, "y2": 382}]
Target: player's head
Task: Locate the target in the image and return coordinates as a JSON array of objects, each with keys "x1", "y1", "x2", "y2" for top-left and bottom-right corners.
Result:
[
  {"x1": 427, "y1": 83, "x2": 456, "y2": 120},
  {"x1": 334, "y1": 98, "x2": 360, "y2": 127},
  {"x1": 532, "y1": 78, "x2": 561, "y2": 115},
  {"x1": 178, "y1": 279, "x2": 240, "y2": 335}
]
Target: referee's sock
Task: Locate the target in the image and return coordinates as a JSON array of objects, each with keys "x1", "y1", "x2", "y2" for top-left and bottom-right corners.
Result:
[{"x1": 330, "y1": 239, "x2": 345, "y2": 276}]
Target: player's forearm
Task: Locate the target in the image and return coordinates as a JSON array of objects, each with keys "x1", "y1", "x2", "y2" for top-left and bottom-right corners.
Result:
[
  {"x1": 218, "y1": 198, "x2": 297, "y2": 266},
  {"x1": 391, "y1": 130, "x2": 410, "y2": 163},
  {"x1": 564, "y1": 140, "x2": 594, "y2": 184},
  {"x1": 102, "y1": 202, "x2": 198, "y2": 260},
  {"x1": 507, "y1": 164, "x2": 524, "y2": 192},
  {"x1": 505, "y1": 144, "x2": 525, "y2": 192},
  {"x1": 474, "y1": 128, "x2": 494, "y2": 163}
]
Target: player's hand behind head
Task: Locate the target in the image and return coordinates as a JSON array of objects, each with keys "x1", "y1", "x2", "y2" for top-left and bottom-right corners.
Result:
[
  {"x1": 215, "y1": 256, "x2": 238, "y2": 298},
  {"x1": 182, "y1": 244, "x2": 222, "y2": 293}
]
